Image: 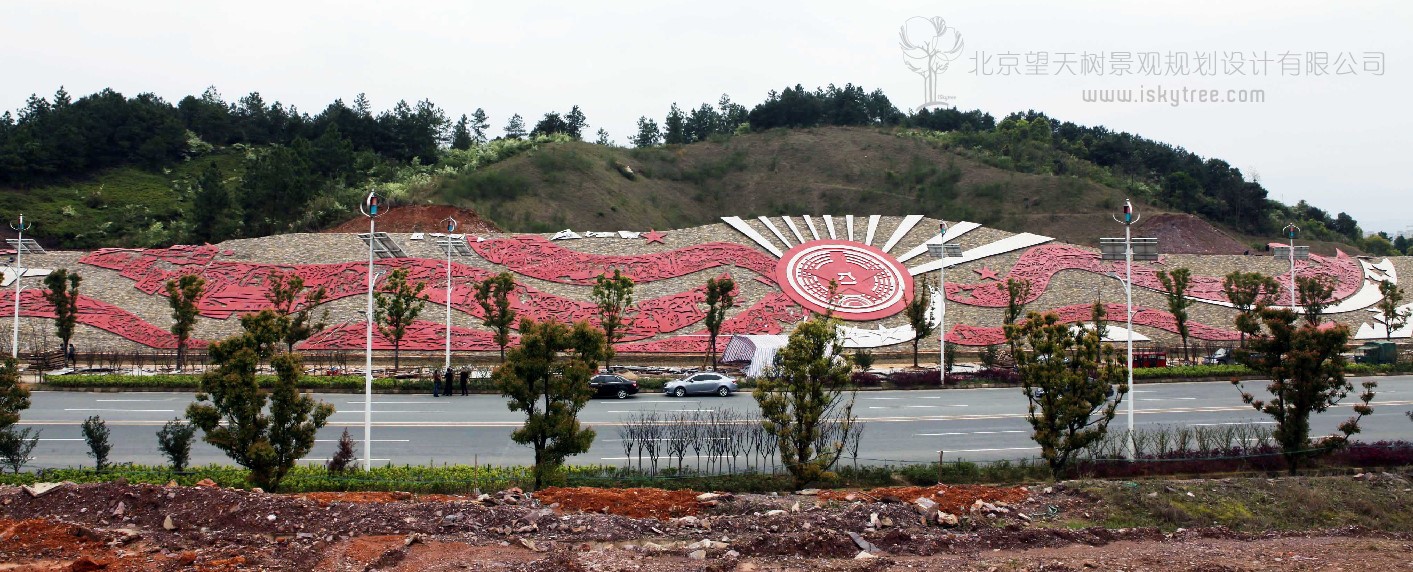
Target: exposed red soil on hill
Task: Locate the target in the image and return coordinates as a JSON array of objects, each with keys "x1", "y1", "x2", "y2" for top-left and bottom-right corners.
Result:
[{"x1": 324, "y1": 204, "x2": 501, "y2": 234}]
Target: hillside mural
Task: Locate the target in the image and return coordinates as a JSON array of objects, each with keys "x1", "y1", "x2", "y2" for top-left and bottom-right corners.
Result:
[{"x1": 0, "y1": 215, "x2": 1404, "y2": 356}]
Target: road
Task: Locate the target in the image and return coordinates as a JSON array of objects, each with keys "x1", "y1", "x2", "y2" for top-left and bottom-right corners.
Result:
[{"x1": 14, "y1": 377, "x2": 1413, "y2": 470}]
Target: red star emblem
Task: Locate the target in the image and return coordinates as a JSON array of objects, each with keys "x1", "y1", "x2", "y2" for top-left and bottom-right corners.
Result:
[
  {"x1": 642, "y1": 229, "x2": 666, "y2": 244},
  {"x1": 804, "y1": 252, "x2": 882, "y2": 299},
  {"x1": 974, "y1": 266, "x2": 999, "y2": 281}
]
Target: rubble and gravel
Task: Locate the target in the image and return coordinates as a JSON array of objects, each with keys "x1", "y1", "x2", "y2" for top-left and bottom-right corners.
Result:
[{"x1": 1, "y1": 479, "x2": 1409, "y2": 571}]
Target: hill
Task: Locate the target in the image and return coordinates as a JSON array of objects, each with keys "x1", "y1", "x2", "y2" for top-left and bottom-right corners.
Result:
[{"x1": 421, "y1": 126, "x2": 1251, "y2": 253}]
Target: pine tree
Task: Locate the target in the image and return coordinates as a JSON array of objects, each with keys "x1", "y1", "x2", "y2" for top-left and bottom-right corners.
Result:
[
  {"x1": 703, "y1": 276, "x2": 736, "y2": 370},
  {"x1": 42, "y1": 270, "x2": 81, "y2": 366},
  {"x1": 632, "y1": 116, "x2": 660, "y2": 148},
  {"x1": 1157, "y1": 268, "x2": 1195, "y2": 362},
  {"x1": 590, "y1": 270, "x2": 634, "y2": 371},
  {"x1": 165, "y1": 274, "x2": 204, "y2": 371},
  {"x1": 374, "y1": 268, "x2": 427, "y2": 370},
  {"x1": 156, "y1": 418, "x2": 196, "y2": 472},
  {"x1": 450, "y1": 114, "x2": 473, "y2": 150},
  {"x1": 470, "y1": 108, "x2": 490, "y2": 143},
  {"x1": 565, "y1": 105, "x2": 587, "y2": 140},
  {"x1": 504, "y1": 114, "x2": 526, "y2": 139},
  {"x1": 594, "y1": 128, "x2": 611, "y2": 146},
  {"x1": 904, "y1": 274, "x2": 936, "y2": 368},
  {"x1": 662, "y1": 104, "x2": 687, "y2": 145},
  {"x1": 474, "y1": 272, "x2": 518, "y2": 361}
]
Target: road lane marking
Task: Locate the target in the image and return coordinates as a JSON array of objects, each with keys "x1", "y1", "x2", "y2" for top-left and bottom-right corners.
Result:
[
  {"x1": 315, "y1": 439, "x2": 411, "y2": 442},
  {"x1": 915, "y1": 430, "x2": 1027, "y2": 436},
  {"x1": 1140, "y1": 397, "x2": 1198, "y2": 401},
  {"x1": 1190, "y1": 421, "x2": 1276, "y2": 426},
  {"x1": 63, "y1": 408, "x2": 175, "y2": 413},
  {"x1": 95, "y1": 399, "x2": 174, "y2": 402},
  {"x1": 332, "y1": 410, "x2": 454, "y2": 414},
  {"x1": 945, "y1": 446, "x2": 1040, "y2": 453},
  {"x1": 37, "y1": 438, "x2": 85, "y2": 441},
  {"x1": 607, "y1": 409, "x2": 711, "y2": 413}
]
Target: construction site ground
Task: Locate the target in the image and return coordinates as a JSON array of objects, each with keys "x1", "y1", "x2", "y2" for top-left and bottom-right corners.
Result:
[{"x1": 4, "y1": 473, "x2": 1412, "y2": 571}]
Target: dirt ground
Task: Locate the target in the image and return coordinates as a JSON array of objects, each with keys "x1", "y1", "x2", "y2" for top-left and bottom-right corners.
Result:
[{"x1": 2, "y1": 480, "x2": 1410, "y2": 571}]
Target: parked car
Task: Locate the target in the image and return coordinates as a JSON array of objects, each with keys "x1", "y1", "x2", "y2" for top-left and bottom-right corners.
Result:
[
  {"x1": 664, "y1": 372, "x2": 738, "y2": 397},
  {"x1": 1203, "y1": 348, "x2": 1233, "y2": 365},
  {"x1": 589, "y1": 374, "x2": 638, "y2": 399}
]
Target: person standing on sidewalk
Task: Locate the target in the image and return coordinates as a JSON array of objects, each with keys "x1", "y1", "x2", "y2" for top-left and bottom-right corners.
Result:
[
  {"x1": 445, "y1": 366, "x2": 456, "y2": 397},
  {"x1": 459, "y1": 367, "x2": 469, "y2": 396},
  {"x1": 432, "y1": 367, "x2": 442, "y2": 398}
]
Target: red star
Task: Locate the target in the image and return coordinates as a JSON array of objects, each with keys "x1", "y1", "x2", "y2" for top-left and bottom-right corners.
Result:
[
  {"x1": 804, "y1": 252, "x2": 882, "y2": 299},
  {"x1": 642, "y1": 229, "x2": 666, "y2": 244},
  {"x1": 974, "y1": 266, "x2": 999, "y2": 281}
]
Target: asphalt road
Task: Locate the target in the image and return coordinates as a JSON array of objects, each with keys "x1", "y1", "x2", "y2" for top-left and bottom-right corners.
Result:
[{"x1": 15, "y1": 377, "x2": 1413, "y2": 470}]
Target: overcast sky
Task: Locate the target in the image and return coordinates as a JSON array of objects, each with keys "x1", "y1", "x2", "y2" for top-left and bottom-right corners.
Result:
[{"x1": 4, "y1": 0, "x2": 1408, "y2": 234}]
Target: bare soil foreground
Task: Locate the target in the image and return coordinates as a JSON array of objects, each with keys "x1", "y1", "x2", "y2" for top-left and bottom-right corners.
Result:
[{"x1": 3, "y1": 475, "x2": 1411, "y2": 571}]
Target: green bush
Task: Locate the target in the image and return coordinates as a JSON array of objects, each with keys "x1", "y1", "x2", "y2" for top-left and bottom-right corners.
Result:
[{"x1": 1132, "y1": 364, "x2": 1251, "y2": 379}]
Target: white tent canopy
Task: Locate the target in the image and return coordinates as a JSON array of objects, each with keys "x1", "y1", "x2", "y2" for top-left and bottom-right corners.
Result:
[{"x1": 720, "y1": 334, "x2": 790, "y2": 378}]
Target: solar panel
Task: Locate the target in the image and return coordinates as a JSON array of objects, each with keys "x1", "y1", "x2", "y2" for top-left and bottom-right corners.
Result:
[
  {"x1": 5, "y1": 239, "x2": 44, "y2": 254},
  {"x1": 356, "y1": 232, "x2": 407, "y2": 259},
  {"x1": 1100, "y1": 237, "x2": 1158, "y2": 261},
  {"x1": 1273, "y1": 245, "x2": 1310, "y2": 260},
  {"x1": 434, "y1": 234, "x2": 475, "y2": 256},
  {"x1": 926, "y1": 243, "x2": 964, "y2": 258}
]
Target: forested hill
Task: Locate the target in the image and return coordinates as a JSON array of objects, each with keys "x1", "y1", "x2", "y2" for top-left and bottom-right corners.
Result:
[{"x1": 0, "y1": 85, "x2": 1402, "y2": 255}]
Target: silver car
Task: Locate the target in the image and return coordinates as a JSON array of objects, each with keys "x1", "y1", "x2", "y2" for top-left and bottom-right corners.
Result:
[{"x1": 664, "y1": 372, "x2": 738, "y2": 397}]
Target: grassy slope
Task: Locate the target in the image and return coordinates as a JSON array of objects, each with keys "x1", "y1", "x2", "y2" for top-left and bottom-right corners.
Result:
[
  {"x1": 0, "y1": 150, "x2": 245, "y2": 247},
  {"x1": 425, "y1": 126, "x2": 1140, "y2": 245}
]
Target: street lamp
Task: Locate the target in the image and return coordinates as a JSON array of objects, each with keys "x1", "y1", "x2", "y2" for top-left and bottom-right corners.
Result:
[
  {"x1": 357, "y1": 192, "x2": 386, "y2": 471},
  {"x1": 441, "y1": 217, "x2": 458, "y2": 371},
  {"x1": 8, "y1": 215, "x2": 30, "y2": 359},
  {"x1": 926, "y1": 222, "x2": 962, "y2": 384},
  {"x1": 1100, "y1": 200, "x2": 1158, "y2": 460},
  {"x1": 1273, "y1": 223, "x2": 1309, "y2": 308}
]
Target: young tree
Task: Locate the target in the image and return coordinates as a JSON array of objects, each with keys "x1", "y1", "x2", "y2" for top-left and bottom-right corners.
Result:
[
  {"x1": 474, "y1": 272, "x2": 518, "y2": 361},
  {"x1": 0, "y1": 358, "x2": 38, "y2": 474},
  {"x1": 1295, "y1": 275, "x2": 1336, "y2": 325},
  {"x1": 753, "y1": 314, "x2": 858, "y2": 489},
  {"x1": 565, "y1": 105, "x2": 587, "y2": 140},
  {"x1": 1003, "y1": 278, "x2": 1032, "y2": 325},
  {"x1": 663, "y1": 104, "x2": 687, "y2": 145},
  {"x1": 266, "y1": 271, "x2": 328, "y2": 353},
  {"x1": 156, "y1": 418, "x2": 196, "y2": 472},
  {"x1": 1222, "y1": 271, "x2": 1280, "y2": 346},
  {"x1": 470, "y1": 108, "x2": 491, "y2": 144},
  {"x1": 81, "y1": 415, "x2": 112, "y2": 472},
  {"x1": 326, "y1": 428, "x2": 357, "y2": 474},
  {"x1": 493, "y1": 319, "x2": 604, "y2": 489},
  {"x1": 703, "y1": 276, "x2": 736, "y2": 370},
  {"x1": 450, "y1": 114, "x2": 473, "y2": 150},
  {"x1": 503, "y1": 113, "x2": 526, "y2": 139},
  {"x1": 594, "y1": 128, "x2": 612, "y2": 146},
  {"x1": 1006, "y1": 311, "x2": 1127, "y2": 476},
  {"x1": 186, "y1": 335, "x2": 334, "y2": 491},
  {"x1": 591, "y1": 269, "x2": 634, "y2": 371},
  {"x1": 1375, "y1": 281, "x2": 1409, "y2": 341},
  {"x1": 632, "y1": 116, "x2": 661, "y2": 148},
  {"x1": 1156, "y1": 268, "x2": 1195, "y2": 362},
  {"x1": 165, "y1": 274, "x2": 204, "y2": 371},
  {"x1": 1233, "y1": 307, "x2": 1374, "y2": 473},
  {"x1": 42, "y1": 269, "x2": 81, "y2": 366},
  {"x1": 904, "y1": 274, "x2": 936, "y2": 367},
  {"x1": 374, "y1": 267, "x2": 427, "y2": 371}
]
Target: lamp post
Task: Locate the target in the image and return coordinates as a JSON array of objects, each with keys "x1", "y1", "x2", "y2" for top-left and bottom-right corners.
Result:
[
  {"x1": 9, "y1": 214, "x2": 30, "y2": 359},
  {"x1": 1101, "y1": 200, "x2": 1158, "y2": 461},
  {"x1": 358, "y1": 193, "x2": 385, "y2": 471},
  {"x1": 1280, "y1": 223, "x2": 1301, "y2": 308},
  {"x1": 442, "y1": 217, "x2": 458, "y2": 371},
  {"x1": 926, "y1": 222, "x2": 962, "y2": 384}
]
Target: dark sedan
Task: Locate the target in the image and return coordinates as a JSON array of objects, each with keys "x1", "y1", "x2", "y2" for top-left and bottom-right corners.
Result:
[{"x1": 589, "y1": 374, "x2": 639, "y2": 399}]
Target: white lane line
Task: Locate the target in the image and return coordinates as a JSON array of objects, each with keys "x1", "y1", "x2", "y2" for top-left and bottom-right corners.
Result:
[
  {"x1": 302, "y1": 458, "x2": 391, "y2": 463},
  {"x1": 607, "y1": 409, "x2": 711, "y2": 413},
  {"x1": 345, "y1": 401, "x2": 445, "y2": 405},
  {"x1": 331, "y1": 410, "x2": 453, "y2": 414},
  {"x1": 600, "y1": 400, "x2": 700, "y2": 404},
  {"x1": 38, "y1": 438, "x2": 86, "y2": 441},
  {"x1": 315, "y1": 439, "x2": 411, "y2": 442},
  {"x1": 916, "y1": 430, "x2": 1027, "y2": 436},
  {"x1": 946, "y1": 446, "x2": 1040, "y2": 453},
  {"x1": 1189, "y1": 421, "x2": 1276, "y2": 426},
  {"x1": 1140, "y1": 397, "x2": 1198, "y2": 401},
  {"x1": 95, "y1": 399, "x2": 174, "y2": 402},
  {"x1": 63, "y1": 408, "x2": 175, "y2": 413}
]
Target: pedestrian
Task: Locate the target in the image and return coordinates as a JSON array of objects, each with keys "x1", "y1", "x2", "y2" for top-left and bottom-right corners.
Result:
[
  {"x1": 460, "y1": 367, "x2": 470, "y2": 396},
  {"x1": 445, "y1": 366, "x2": 456, "y2": 397},
  {"x1": 432, "y1": 367, "x2": 442, "y2": 398}
]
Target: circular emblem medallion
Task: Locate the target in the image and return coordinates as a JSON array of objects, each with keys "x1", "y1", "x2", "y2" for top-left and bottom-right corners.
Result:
[{"x1": 774, "y1": 240, "x2": 914, "y2": 321}]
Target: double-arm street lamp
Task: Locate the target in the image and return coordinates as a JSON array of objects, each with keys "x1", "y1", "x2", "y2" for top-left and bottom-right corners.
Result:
[
  {"x1": 1099, "y1": 200, "x2": 1158, "y2": 460},
  {"x1": 1273, "y1": 223, "x2": 1309, "y2": 308},
  {"x1": 358, "y1": 193, "x2": 386, "y2": 471},
  {"x1": 926, "y1": 221, "x2": 963, "y2": 384}
]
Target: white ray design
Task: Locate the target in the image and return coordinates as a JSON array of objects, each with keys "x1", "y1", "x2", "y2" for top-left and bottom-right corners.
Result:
[
  {"x1": 758, "y1": 216, "x2": 793, "y2": 250},
  {"x1": 908, "y1": 233, "x2": 1054, "y2": 275},
  {"x1": 846, "y1": 215, "x2": 856, "y2": 241},
  {"x1": 897, "y1": 221, "x2": 981, "y2": 263},
  {"x1": 721, "y1": 217, "x2": 783, "y2": 257},
  {"x1": 0, "y1": 267, "x2": 53, "y2": 288},
  {"x1": 881, "y1": 214, "x2": 924, "y2": 254},
  {"x1": 864, "y1": 215, "x2": 881, "y2": 246},
  {"x1": 803, "y1": 215, "x2": 820, "y2": 241},
  {"x1": 781, "y1": 216, "x2": 806, "y2": 244},
  {"x1": 822, "y1": 215, "x2": 838, "y2": 239}
]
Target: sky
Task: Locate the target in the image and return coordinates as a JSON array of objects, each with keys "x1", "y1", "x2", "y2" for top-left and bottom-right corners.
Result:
[{"x1": 3, "y1": 0, "x2": 1409, "y2": 234}]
